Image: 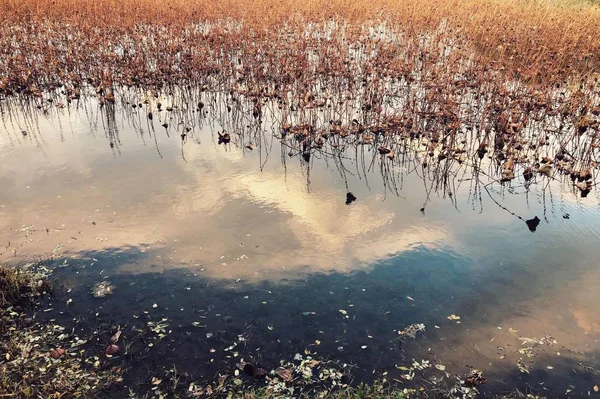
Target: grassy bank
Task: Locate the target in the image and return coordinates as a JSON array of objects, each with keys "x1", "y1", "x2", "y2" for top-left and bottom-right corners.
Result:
[{"x1": 0, "y1": 264, "x2": 123, "y2": 398}]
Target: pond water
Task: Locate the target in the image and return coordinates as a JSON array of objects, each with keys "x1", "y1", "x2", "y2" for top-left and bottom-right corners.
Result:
[{"x1": 1, "y1": 100, "x2": 600, "y2": 396}]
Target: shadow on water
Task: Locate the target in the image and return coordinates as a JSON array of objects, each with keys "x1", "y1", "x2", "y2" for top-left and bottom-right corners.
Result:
[{"x1": 30, "y1": 243, "x2": 599, "y2": 397}]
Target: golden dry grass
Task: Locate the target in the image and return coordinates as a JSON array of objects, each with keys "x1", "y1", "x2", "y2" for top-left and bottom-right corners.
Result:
[
  {"x1": 0, "y1": 0, "x2": 599, "y2": 196},
  {"x1": 1, "y1": 0, "x2": 599, "y2": 84}
]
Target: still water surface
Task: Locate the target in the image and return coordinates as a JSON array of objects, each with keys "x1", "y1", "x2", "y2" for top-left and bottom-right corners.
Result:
[{"x1": 1, "y1": 102, "x2": 599, "y2": 396}]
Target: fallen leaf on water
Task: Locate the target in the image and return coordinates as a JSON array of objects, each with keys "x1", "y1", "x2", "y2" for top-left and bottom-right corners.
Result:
[
  {"x1": 546, "y1": 366, "x2": 554, "y2": 370},
  {"x1": 339, "y1": 309, "x2": 347, "y2": 315},
  {"x1": 276, "y1": 368, "x2": 293, "y2": 382},
  {"x1": 110, "y1": 330, "x2": 121, "y2": 344},
  {"x1": 91, "y1": 281, "x2": 114, "y2": 298},
  {"x1": 315, "y1": 340, "x2": 321, "y2": 345},
  {"x1": 51, "y1": 348, "x2": 65, "y2": 359},
  {"x1": 104, "y1": 344, "x2": 119, "y2": 357},
  {"x1": 518, "y1": 337, "x2": 538, "y2": 345},
  {"x1": 435, "y1": 364, "x2": 446, "y2": 371},
  {"x1": 267, "y1": 326, "x2": 274, "y2": 331},
  {"x1": 406, "y1": 296, "x2": 414, "y2": 301},
  {"x1": 593, "y1": 385, "x2": 598, "y2": 392},
  {"x1": 447, "y1": 314, "x2": 461, "y2": 321},
  {"x1": 517, "y1": 358, "x2": 530, "y2": 374}
]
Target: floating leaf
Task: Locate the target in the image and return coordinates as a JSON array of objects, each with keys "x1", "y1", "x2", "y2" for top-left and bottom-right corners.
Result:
[
  {"x1": 110, "y1": 330, "x2": 121, "y2": 344},
  {"x1": 51, "y1": 348, "x2": 65, "y2": 359},
  {"x1": 104, "y1": 344, "x2": 119, "y2": 357},
  {"x1": 276, "y1": 368, "x2": 293, "y2": 382}
]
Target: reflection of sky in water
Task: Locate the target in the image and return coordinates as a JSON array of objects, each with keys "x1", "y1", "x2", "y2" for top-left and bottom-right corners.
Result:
[{"x1": 2, "y1": 104, "x2": 600, "y2": 393}]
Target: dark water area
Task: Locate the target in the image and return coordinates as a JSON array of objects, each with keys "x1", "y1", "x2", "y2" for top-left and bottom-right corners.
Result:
[{"x1": 1, "y1": 99, "x2": 600, "y2": 397}]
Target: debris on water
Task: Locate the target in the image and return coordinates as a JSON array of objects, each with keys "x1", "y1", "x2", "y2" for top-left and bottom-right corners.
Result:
[
  {"x1": 91, "y1": 281, "x2": 114, "y2": 297},
  {"x1": 524, "y1": 166, "x2": 534, "y2": 181},
  {"x1": 517, "y1": 358, "x2": 530, "y2": 374},
  {"x1": 464, "y1": 369, "x2": 487, "y2": 387},
  {"x1": 104, "y1": 344, "x2": 120, "y2": 357},
  {"x1": 398, "y1": 323, "x2": 426, "y2": 339},
  {"x1": 218, "y1": 131, "x2": 231, "y2": 144},
  {"x1": 51, "y1": 348, "x2": 65, "y2": 359},
  {"x1": 539, "y1": 163, "x2": 553, "y2": 177},
  {"x1": 526, "y1": 216, "x2": 541, "y2": 232},
  {"x1": 378, "y1": 146, "x2": 391, "y2": 155},
  {"x1": 501, "y1": 157, "x2": 515, "y2": 182},
  {"x1": 110, "y1": 330, "x2": 122, "y2": 343},
  {"x1": 447, "y1": 314, "x2": 461, "y2": 321},
  {"x1": 276, "y1": 367, "x2": 293, "y2": 382},
  {"x1": 345, "y1": 192, "x2": 357, "y2": 205}
]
